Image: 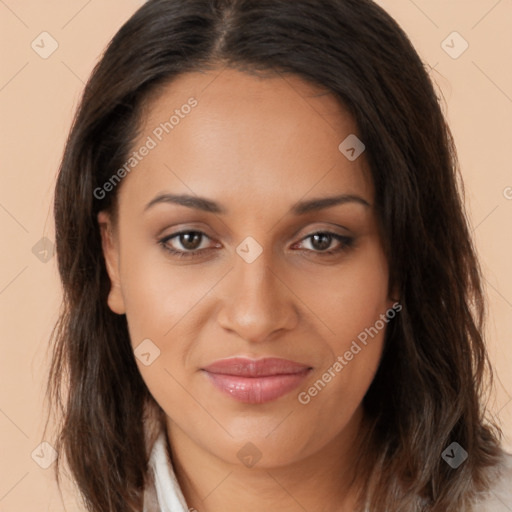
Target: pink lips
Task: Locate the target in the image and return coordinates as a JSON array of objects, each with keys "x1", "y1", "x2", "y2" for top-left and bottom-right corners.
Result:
[{"x1": 202, "y1": 357, "x2": 312, "y2": 404}]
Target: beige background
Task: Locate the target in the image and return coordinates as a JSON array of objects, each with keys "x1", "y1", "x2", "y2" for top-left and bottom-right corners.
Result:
[{"x1": 1, "y1": 1, "x2": 511, "y2": 510}]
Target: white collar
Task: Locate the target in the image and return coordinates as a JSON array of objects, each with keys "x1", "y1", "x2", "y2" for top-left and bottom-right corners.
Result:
[
  {"x1": 144, "y1": 430, "x2": 189, "y2": 512},
  {"x1": 143, "y1": 428, "x2": 512, "y2": 511}
]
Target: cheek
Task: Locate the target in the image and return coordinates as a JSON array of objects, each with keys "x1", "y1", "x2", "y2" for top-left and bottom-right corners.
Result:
[
  {"x1": 118, "y1": 247, "x2": 214, "y2": 410},
  {"x1": 292, "y1": 245, "x2": 390, "y2": 423},
  {"x1": 119, "y1": 245, "x2": 208, "y2": 343},
  {"x1": 293, "y1": 333, "x2": 384, "y2": 453},
  {"x1": 300, "y1": 242, "x2": 391, "y2": 350},
  {"x1": 121, "y1": 261, "x2": 199, "y2": 418}
]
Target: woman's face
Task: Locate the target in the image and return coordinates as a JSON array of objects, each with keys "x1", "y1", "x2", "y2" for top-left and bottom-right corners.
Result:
[{"x1": 99, "y1": 68, "x2": 395, "y2": 468}]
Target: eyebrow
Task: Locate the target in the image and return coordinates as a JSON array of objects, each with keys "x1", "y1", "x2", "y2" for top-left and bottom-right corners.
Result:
[{"x1": 144, "y1": 193, "x2": 371, "y2": 215}]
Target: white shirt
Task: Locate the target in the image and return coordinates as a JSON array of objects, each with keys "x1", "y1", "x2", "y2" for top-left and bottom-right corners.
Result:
[
  {"x1": 143, "y1": 430, "x2": 189, "y2": 512},
  {"x1": 143, "y1": 430, "x2": 512, "y2": 511}
]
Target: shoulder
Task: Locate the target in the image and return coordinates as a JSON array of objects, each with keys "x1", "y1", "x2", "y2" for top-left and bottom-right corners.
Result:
[{"x1": 472, "y1": 451, "x2": 512, "y2": 511}]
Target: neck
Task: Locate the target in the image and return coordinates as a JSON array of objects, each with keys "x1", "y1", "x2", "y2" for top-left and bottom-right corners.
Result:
[{"x1": 166, "y1": 406, "x2": 367, "y2": 512}]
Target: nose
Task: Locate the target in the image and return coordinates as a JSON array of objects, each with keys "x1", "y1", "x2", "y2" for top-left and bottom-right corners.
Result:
[{"x1": 216, "y1": 247, "x2": 299, "y2": 344}]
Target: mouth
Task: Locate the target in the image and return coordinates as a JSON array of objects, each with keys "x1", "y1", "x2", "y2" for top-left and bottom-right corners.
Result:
[{"x1": 201, "y1": 357, "x2": 313, "y2": 404}]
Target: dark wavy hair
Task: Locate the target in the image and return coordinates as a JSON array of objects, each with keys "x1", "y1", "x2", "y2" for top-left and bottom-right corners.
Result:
[{"x1": 44, "y1": 0, "x2": 503, "y2": 510}]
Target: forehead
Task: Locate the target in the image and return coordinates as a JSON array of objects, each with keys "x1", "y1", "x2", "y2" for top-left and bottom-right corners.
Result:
[{"x1": 119, "y1": 67, "x2": 373, "y2": 211}]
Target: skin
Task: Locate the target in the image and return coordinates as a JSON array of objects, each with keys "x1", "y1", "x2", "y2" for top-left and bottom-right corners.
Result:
[{"x1": 98, "y1": 67, "x2": 395, "y2": 512}]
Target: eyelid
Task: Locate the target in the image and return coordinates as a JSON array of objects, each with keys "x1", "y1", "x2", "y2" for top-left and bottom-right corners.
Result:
[
  {"x1": 158, "y1": 224, "x2": 350, "y2": 246},
  {"x1": 160, "y1": 229, "x2": 216, "y2": 252},
  {"x1": 158, "y1": 226, "x2": 354, "y2": 259}
]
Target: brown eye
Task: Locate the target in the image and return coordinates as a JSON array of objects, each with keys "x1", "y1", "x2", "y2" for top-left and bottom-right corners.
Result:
[
  {"x1": 310, "y1": 233, "x2": 334, "y2": 251},
  {"x1": 159, "y1": 230, "x2": 214, "y2": 258},
  {"x1": 177, "y1": 232, "x2": 203, "y2": 250},
  {"x1": 296, "y1": 232, "x2": 354, "y2": 254}
]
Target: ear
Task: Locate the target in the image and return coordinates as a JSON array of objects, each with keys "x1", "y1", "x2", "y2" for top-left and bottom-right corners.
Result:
[{"x1": 97, "y1": 211, "x2": 126, "y2": 315}]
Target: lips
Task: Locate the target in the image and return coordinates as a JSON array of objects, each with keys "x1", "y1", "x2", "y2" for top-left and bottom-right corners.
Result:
[{"x1": 202, "y1": 357, "x2": 312, "y2": 404}]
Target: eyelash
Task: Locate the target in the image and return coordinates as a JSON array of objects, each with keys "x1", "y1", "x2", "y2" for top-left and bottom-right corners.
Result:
[{"x1": 158, "y1": 230, "x2": 354, "y2": 259}]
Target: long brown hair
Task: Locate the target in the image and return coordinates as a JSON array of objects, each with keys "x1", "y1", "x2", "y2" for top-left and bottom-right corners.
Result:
[{"x1": 45, "y1": 0, "x2": 503, "y2": 510}]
